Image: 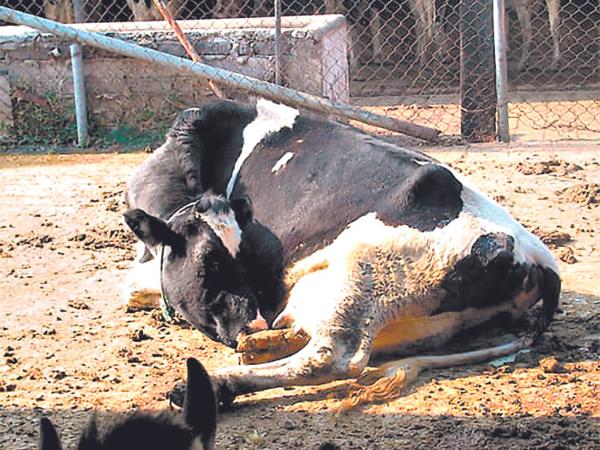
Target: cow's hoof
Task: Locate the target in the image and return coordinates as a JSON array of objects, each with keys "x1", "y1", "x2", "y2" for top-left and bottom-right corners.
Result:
[
  {"x1": 236, "y1": 328, "x2": 310, "y2": 365},
  {"x1": 124, "y1": 290, "x2": 161, "y2": 312}
]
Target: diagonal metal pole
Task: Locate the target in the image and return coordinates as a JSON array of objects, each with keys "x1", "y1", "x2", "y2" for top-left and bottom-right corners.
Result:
[
  {"x1": 0, "y1": 7, "x2": 441, "y2": 141},
  {"x1": 151, "y1": 0, "x2": 224, "y2": 99}
]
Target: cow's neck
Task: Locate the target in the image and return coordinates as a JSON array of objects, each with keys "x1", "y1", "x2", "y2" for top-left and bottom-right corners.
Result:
[{"x1": 226, "y1": 99, "x2": 299, "y2": 198}]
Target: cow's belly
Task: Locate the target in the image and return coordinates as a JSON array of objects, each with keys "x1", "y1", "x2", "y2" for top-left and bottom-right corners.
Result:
[
  {"x1": 371, "y1": 298, "x2": 528, "y2": 358},
  {"x1": 278, "y1": 213, "x2": 481, "y2": 333},
  {"x1": 370, "y1": 246, "x2": 544, "y2": 357},
  {"x1": 277, "y1": 211, "x2": 548, "y2": 356}
]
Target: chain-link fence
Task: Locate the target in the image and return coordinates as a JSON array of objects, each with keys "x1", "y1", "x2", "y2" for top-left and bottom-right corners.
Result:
[{"x1": 0, "y1": 0, "x2": 599, "y2": 147}]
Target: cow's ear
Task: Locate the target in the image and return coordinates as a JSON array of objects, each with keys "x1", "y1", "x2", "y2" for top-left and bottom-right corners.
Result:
[
  {"x1": 39, "y1": 418, "x2": 62, "y2": 450},
  {"x1": 123, "y1": 209, "x2": 182, "y2": 249},
  {"x1": 230, "y1": 196, "x2": 253, "y2": 229},
  {"x1": 182, "y1": 358, "x2": 217, "y2": 449}
]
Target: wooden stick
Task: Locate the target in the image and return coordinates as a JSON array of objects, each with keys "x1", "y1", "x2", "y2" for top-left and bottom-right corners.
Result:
[{"x1": 152, "y1": 0, "x2": 225, "y2": 99}]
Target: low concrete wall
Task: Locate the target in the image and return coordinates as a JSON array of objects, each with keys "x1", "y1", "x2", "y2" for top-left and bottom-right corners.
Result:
[{"x1": 0, "y1": 15, "x2": 348, "y2": 134}]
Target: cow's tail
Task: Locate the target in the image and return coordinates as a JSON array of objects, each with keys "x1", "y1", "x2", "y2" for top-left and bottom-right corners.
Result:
[{"x1": 335, "y1": 267, "x2": 561, "y2": 414}]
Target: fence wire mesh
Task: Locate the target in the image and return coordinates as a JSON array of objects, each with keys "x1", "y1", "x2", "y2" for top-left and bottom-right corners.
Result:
[{"x1": 0, "y1": 0, "x2": 599, "y2": 147}]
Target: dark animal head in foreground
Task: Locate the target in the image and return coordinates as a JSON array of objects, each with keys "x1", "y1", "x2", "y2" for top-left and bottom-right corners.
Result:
[
  {"x1": 124, "y1": 191, "x2": 264, "y2": 348},
  {"x1": 38, "y1": 357, "x2": 339, "y2": 450},
  {"x1": 39, "y1": 358, "x2": 217, "y2": 450}
]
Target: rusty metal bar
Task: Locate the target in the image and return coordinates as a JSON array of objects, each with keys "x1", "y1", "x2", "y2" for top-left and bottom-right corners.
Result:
[
  {"x1": 274, "y1": 0, "x2": 282, "y2": 85},
  {"x1": 152, "y1": 0, "x2": 224, "y2": 98}
]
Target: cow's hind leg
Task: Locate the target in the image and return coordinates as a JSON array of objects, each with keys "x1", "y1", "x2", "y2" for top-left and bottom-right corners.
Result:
[
  {"x1": 546, "y1": 0, "x2": 561, "y2": 69},
  {"x1": 337, "y1": 264, "x2": 560, "y2": 412},
  {"x1": 338, "y1": 332, "x2": 536, "y2": 413}
]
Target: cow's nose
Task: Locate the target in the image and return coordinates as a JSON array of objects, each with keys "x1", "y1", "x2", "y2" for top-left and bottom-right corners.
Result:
[{"x1": 247, "y1": 311, "x2": 268, "y2": 333}]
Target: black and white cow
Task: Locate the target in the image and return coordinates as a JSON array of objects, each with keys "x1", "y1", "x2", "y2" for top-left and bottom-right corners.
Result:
[
  {"x1": 124, "y1": 99, "x2": 560, "y2": 406},
  {"x1": 123, "y1": 104, "x2": 268, "y2": 348},
  {"x1": 39, "y1": 358, "x2": 217, "y2": 450}
]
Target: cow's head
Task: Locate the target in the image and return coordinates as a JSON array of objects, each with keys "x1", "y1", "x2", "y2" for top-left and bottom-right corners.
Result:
[{"x1": 124, "y1": 191, "x2": 265, "y2": 348}]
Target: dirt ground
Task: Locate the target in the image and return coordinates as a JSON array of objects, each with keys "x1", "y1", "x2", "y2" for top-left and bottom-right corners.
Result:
[{"x1": 1, "y1": 139, "x2": 599, "y2": 450}]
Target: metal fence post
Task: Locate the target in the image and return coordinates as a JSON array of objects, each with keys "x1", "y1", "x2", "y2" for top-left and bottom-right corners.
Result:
[
  {"x1": 274, "y1": 0, "x2": 282, "y2": 86},
  {"x1": 460, "y1": 0, "x2": 497, "y2": 142},
  {"x1": 71, "y1": 0, "x2": 88, "y2": 147},
  {"x1": 493, "y1": 0, "x2": 509, "y2": 142}
]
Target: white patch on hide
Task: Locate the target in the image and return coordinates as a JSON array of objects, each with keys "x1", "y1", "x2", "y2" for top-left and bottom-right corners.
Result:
[
  {"x1": 198, "y1": 208, "x2": 242, "y2": 258},
  {"x1": 278, "y1": 213, "x2": 446, "y2": 336},
  {"x1": 272, "y1": 152, "x2": 294, "y2": 173},
  {"x1": 226, "y1": 99, "x2": 299, "y2": 197},
  {"x1": 278, "y1": 190, "x2": 559, "y2": 337},
  {"x1": 134, "y1": 241, "x2": 149, "y2": 262},
  {"x1": 122, "y1": 256, "x2": 161, "y2": 309},
  {"x1": 447, "y1": 166, "x2": 559, "y2": 274}
]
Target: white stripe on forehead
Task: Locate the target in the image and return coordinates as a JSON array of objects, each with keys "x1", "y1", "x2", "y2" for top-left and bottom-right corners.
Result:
[
  {"x1": 198, "y1": 209, "x2": 242, "y2": 258},
  {"x1": 226, "y1": 99, "x2": 299, "y2": 198},
  {"x1": 169, "y1": 202, "x2": 242, "y2": 258}
]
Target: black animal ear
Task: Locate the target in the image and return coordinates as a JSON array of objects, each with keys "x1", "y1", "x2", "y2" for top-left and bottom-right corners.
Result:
[
  {"x1": 182, "y1": 358, "x2": 217, "y2": 450},
  {"x1": 39, "y1": 418, "x2": 62, "y2": 450},
  {"x1": 76, "y1": 415, "x2": 99, "y2": 450},
  {"x1": 230, "y1": 196, "x2": 253, "y2": 229},
  {"x1": 123, "y1": 209, "x2": 182, "y2": 249}
]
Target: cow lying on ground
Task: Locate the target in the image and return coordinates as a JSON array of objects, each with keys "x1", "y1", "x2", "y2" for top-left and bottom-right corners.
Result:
[
  {"x1": 124, "y1": 99, "x2": 560, "y2": 408},
  {"x1": 39, "y1": 358, "x2": 217, "y2": 450}
]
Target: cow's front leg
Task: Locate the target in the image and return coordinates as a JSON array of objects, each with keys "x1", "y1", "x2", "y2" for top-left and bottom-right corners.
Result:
[{"x1": 213, "y1": 328, "x2": 373, "y2": 404}]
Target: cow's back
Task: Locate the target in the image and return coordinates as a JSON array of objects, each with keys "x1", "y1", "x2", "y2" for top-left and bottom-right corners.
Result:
[{"x1": 231, "y1": 117, "x2": 449, "y2": 264}]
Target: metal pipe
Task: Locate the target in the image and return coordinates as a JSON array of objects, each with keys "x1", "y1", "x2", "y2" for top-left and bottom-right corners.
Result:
[
  {"x1": 0, "y1": 7, "x2": 441, "y2": 141},
  {"x1": 493, "y1": 0, "x2": 509, "y2": 142},
  {"x1": 274, "y1": 0, "x2": 282, "y2": 85},
  {"x1": 70, "y1": 0, "x2": 88, "y2": 147},
  {"x1": 70, "y1": 43, "x2": 88, "y2": 146}
]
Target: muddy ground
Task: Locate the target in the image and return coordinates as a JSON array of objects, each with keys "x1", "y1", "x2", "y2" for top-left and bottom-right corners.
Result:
[{"x1": 1, "y1": 140, "x2": 599, "y2": 449}]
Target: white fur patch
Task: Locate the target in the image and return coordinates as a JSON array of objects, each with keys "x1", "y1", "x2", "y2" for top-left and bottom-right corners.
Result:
[
  {"x1": 447, "y1": 166, "x2": 559, "y2": 274},
  {"x1": 272, "y1": 152, "x2": 294, "y2": 173},
  {"x1": 226, "y1": 99, "x2": 299, "y2": 197},
  {"x1": 123, "y1": 255, "x2": 161, "y2": 308},
  {"x1": 199, "y1": 208, "x2": 242, "y2": 258},
  {"x1": 279, "y1": 190, "x2": 559, "y2": 336}
]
